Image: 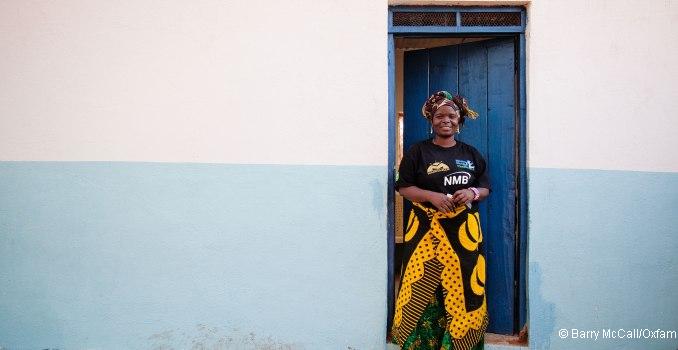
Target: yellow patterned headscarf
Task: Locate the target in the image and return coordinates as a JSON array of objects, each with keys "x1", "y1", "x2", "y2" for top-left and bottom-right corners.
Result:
[{"x1": 421, "y1": 91, "x2": 479, "y2": 122}]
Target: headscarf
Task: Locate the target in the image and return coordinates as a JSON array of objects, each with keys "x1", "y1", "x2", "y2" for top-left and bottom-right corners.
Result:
[{"x1": 421, "y1": 91, "x2": 479, "y2": 122}]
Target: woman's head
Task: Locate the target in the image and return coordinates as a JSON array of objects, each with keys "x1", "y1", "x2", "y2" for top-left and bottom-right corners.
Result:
[
  {"x1": 430, "y1": 104, "x2": 461, "y2": 138},
  {"x1": 421, "y1": 91, "x2": 478, "y2": 131}
]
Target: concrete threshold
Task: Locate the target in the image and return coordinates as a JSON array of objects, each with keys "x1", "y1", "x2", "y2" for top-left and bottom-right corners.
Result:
[{"x1": 386, "y1": 332, "x2": 529, "y2": 350}]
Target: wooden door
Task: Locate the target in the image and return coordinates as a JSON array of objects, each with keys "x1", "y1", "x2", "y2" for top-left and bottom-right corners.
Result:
[{"x1": 402, "y1": 37, "x2": 518, "y2": 334}]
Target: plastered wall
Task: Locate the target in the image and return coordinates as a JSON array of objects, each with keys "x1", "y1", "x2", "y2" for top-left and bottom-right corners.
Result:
[
  {"x1": 0, "y1": 0, "x2": 388, "y2": 166},
  {"x1": 1, "y1": 1, "x2": 678, "y2": 349},
  {"x1": 526, "y1": 0, "x2": 678, "y2": 172}
]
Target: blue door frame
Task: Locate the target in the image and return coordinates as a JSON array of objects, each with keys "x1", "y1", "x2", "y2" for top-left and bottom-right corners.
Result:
[{"x1": 387, "y1": 6, "x2": 528, "y2": 335}]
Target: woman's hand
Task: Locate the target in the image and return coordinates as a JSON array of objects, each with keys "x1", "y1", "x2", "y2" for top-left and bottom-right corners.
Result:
[
  {"x1": 451, "y1": 188, "x2": 475, "y2": 205},
  {"x1": 428, "y1": 192, "x2": 456, "y2": 213}
]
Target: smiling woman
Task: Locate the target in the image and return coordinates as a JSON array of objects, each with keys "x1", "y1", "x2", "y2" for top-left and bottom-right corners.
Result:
[
  {"x1": 389, "y1": 26, "x2": 528, "y2": 339},
  {"x1": 391, "y1": 91, "x2": 490, "y2": 350}
]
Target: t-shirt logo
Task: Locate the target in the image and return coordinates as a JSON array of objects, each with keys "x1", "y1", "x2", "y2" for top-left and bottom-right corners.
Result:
[
  {"x1": 455, "y1": 159, "x2": 475, "y2": 171},
  {"x1": 427, "y1": 162, "x2": 450, "y2": 175},
  {"x1": 444, "y1": 171, "x2": 471, "y2": 186}
]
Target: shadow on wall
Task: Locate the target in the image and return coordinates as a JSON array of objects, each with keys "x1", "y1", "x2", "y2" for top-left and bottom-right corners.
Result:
[{"x1": 529, "y1": 262, "x2": 556, "y2": 350}]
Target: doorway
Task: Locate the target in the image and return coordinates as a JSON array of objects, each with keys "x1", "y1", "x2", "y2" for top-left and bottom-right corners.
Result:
[{"x1": 387, "y1": 6, "x2": 528, "y2": 339}]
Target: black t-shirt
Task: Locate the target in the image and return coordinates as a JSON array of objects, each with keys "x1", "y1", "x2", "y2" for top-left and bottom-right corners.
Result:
[{"x1": 396, "y1": 139, "x2": 490, "y2": 198}]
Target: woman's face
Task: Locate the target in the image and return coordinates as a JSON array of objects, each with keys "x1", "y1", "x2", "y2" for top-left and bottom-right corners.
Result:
[{"x1": 431, "y1": 105, "x2": 461, "y2": 137}]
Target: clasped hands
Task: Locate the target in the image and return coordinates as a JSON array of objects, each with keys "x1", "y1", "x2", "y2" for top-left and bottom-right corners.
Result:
[{"x1": 428, "y1": 188, "x2": 475, "y2": 213}]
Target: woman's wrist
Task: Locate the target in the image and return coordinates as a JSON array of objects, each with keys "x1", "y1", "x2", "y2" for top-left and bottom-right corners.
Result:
[
  {"x1": 468, "y1": 187, "x2": 480, "y2": 201},
  {"x1": 423, "y1": 191, "x2": 438, "y2": 203}
]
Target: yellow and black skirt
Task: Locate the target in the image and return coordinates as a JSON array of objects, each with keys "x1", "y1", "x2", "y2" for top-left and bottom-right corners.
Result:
[{"x1": 392, "y1": 202, "x2": 487, "y2": 350}]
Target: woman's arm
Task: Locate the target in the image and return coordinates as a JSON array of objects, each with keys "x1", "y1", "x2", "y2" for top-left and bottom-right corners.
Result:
[{"x1": 398, "y1": 185, "x2": 456, "y2": 213}]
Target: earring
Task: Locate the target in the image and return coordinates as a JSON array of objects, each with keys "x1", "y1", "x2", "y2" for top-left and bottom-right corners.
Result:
[{"x1": 430, "y1": 125, "x2": 433, "y2": 136}]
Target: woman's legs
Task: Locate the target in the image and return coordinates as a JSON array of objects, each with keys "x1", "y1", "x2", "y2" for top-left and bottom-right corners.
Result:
[
  {"x1": 400, "y1": 284, "x2": 485, "y2": 350},
  {"x1": 400, "y1": 285, "x2": 446, "y2": 350}
]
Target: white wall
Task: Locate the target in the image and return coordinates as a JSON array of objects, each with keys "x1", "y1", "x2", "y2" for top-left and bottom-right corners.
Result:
[
  {"x1": 5, "y1": 0, "x2": 675, "y2": 171},
  {"x1": 527, "y1": 0, "x2": 678, "y2": 172},
  {"x1": 0, "y1": 0, "x2": 387, "y2": 166}
]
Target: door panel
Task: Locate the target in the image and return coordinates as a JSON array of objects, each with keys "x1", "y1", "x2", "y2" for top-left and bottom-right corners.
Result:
[
  {"x1": 403, "y1": 49, "x2": 430, "y2": 153},
  {"x1": 402, "y1": 37, "x2": 517, "y2": 334},
  {"x1": 429, "y1": 45, "x2": 459, "y2": 95},
  {"x1": 485, "y1": 38, "x2": 517, "y2": 334}
]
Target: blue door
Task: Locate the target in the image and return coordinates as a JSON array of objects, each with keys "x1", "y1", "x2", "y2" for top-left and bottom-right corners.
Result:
[{"x1": 402, "y1": 37, "x2": 518, "y2": 334}]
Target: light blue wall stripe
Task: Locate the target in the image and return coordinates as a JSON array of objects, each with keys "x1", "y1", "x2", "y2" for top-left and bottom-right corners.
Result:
[
  {"x1": 0, "y1": 162, "x2": 387, "y2": 350},
  {"x1": 528, "y1": 168, "x2": 678, "y2": 350},
  {"x1": 4, "y1": 163, "x2": 677, "y2": 349}
]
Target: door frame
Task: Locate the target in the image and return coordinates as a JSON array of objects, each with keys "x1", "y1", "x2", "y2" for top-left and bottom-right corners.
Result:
[{"x1": 386, "y1": 5, "x2": 528, "y2": 335}]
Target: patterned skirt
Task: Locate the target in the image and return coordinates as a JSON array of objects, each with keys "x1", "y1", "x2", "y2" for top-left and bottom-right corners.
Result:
[{"x1": 392, "y1": 202, "x2": 488, "y2": 350}]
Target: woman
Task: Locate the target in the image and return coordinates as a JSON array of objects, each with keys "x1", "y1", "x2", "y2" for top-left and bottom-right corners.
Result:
[{"x1": 391, "y1": 91, "x2": 490, "y2": 350}]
